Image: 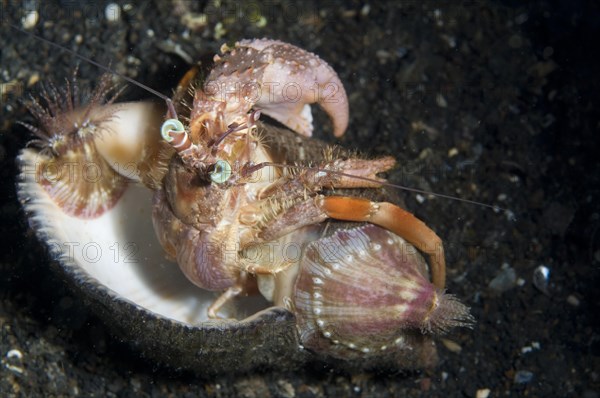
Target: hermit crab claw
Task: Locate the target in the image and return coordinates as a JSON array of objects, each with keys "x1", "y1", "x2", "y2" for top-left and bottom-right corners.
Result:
[{"x1": 206, "y1": 39, "x2": 349, "y2": 137}]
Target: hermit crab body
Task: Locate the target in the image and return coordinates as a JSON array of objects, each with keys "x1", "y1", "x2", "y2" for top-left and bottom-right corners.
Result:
[{"x1": 17, "y1": 39, "x2": 473, "y2": 373}]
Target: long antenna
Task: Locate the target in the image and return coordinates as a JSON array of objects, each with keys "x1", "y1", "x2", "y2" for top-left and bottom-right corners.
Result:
[{"x1": 244, "y1": 161, "x2": 509, "y2": 213}]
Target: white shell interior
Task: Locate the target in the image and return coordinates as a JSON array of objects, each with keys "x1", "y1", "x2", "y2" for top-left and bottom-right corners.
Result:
[{"x1": 19, "y1": 149, "x2": 268, "y2": 324}]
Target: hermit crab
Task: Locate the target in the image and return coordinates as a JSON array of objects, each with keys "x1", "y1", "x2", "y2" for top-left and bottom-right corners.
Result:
[{"x1": 17, "y1": 38, "x2": 473, "y2": 373}]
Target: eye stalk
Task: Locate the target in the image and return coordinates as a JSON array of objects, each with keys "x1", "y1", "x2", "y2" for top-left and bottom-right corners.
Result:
[
  {"x1": 161, "y1": 119, "x2": 192, "y2": 153},
  {"x1": 210, "y1": 160, "x2": 232, "y2": 184},
  {"x1": 161, "y1": 119, "x2": 184, "y2": 141}
]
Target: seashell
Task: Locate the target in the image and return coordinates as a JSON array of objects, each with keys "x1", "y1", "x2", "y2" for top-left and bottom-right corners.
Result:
[{"x1": 294, "y1": 224, "x2": 473, "y2": 362}]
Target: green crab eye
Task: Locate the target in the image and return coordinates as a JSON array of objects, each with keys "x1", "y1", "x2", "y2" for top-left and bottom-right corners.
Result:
[
  {"x1": 161, "y1": 119, "x2": 184, "y2": 142},
  {"x1": 210, "y1": 160, "x2": 232, "y2": 184}
]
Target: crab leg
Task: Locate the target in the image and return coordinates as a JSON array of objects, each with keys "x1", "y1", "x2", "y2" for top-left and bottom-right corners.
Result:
[
  {"x1": 252, "y1": 156, "x2": 396, "y2": 201},
  {"x1": 253, "y1": 193, "x2": 446, "y2": 289},
  {"x1": 318, "y1": 196, "x2": 446, "y2": 290},
  {"x1": 206, "y1": 272, "x2": 256, "y2": 319}
]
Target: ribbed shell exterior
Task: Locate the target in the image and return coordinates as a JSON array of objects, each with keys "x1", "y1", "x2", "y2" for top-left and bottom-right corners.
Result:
[{"x1": 294, "y1": 224, "x2": 430, "y2": 357}]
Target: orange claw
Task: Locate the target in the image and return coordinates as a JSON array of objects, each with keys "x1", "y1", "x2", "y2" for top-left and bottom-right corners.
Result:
[{"x1": 318, "y1": 196, "x2": 446, "y2": 290}]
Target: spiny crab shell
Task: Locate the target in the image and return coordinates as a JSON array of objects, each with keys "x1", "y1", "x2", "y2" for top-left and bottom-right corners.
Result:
[{"x1": 17, "y1": 39, "x2": 473, "y2": 374}]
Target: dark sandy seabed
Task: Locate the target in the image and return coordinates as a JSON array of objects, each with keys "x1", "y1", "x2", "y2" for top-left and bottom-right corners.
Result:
[{"x1": 0, "y1": 0, "x2": 599, "y2": 397}]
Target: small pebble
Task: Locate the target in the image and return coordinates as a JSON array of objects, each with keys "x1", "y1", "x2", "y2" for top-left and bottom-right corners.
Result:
[
  {"x1": 567, "y1": 294, "x2": 580, "y2": 307},
  {"x1": 6, "y1": 349, "x2": 23, "y2": 360},
  {"x1": 214, "y1": 22, "x2": 227, "y2": 40},
  {"x1": 533, "y1": 265, "x2": 550, "y2": 295},
  {"x1": 441, "y1": 338, "x2": 462, "y2": 353},
  {"x1": 130, "y1": 377, "x2": 142, "y2": 391},
  {"x1": 488, "y1": 264, "x2": 516, "y2": 293},
  {"x1": 504, "y1": 209, "x2": 516, "y2": 222},
  {"x1": 28, "y1": 73, "x2": 40, "y2": 87},
  {"x1": 0, "y1": 80, "x2": 22, "y2": 101},
  {"x1": 513, "y1": 370, "x2": 534, "y2": 384},
  {"x1": 360, "y1": 4, "x2": 370, "y2": 16},
  {"x1": 255, "y1": 16, "x2": 267, "y2": 28},
  {"x1": 396, "y1": 47, "x2": 408, "y2": 58},
  {"x1": 436, "y1": 93, "x2": 448, "y2": 108},
  {"x1": 22, "y1": 10, "x2": 39, "y2": 29},
  {"x1": 182, "y1": 13, "x2": 208, "y2": 30},
  {"x1": 4, "y1": 348, "x2": 24, "y2": 374},
  {"x1": 441, "y1": 34, "x2": 457, "y2": 48},
  {"x1": 418, "y1": 148, "x2": 433, "y2": 160},
  {"x1": 4, "y1": 364, "x2": 24, "y2": 374},
  {"x1": 105, "y1": 3, "x2": 121, "y2": 23},
  {"x1": 376, "y1": 50, "x2": 391, "y2": 63},
  {"x1": 520, "y1": 342, "x2": 540, "y2": 354},
  {"x1": 476, "y1": 389, "x2": 491, "y2": 398},
  {"x1": 276, "y1": 380, "x2": 295, "y2": 398}
]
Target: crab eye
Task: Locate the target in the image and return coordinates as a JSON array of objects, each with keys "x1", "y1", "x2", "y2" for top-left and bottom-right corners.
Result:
[
  {"x1": 210, "y1": 160, "x2": 232, "y2": 184},
  {"x1": 161, "y1": 119, "x2": 185, "y2": 142}
]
